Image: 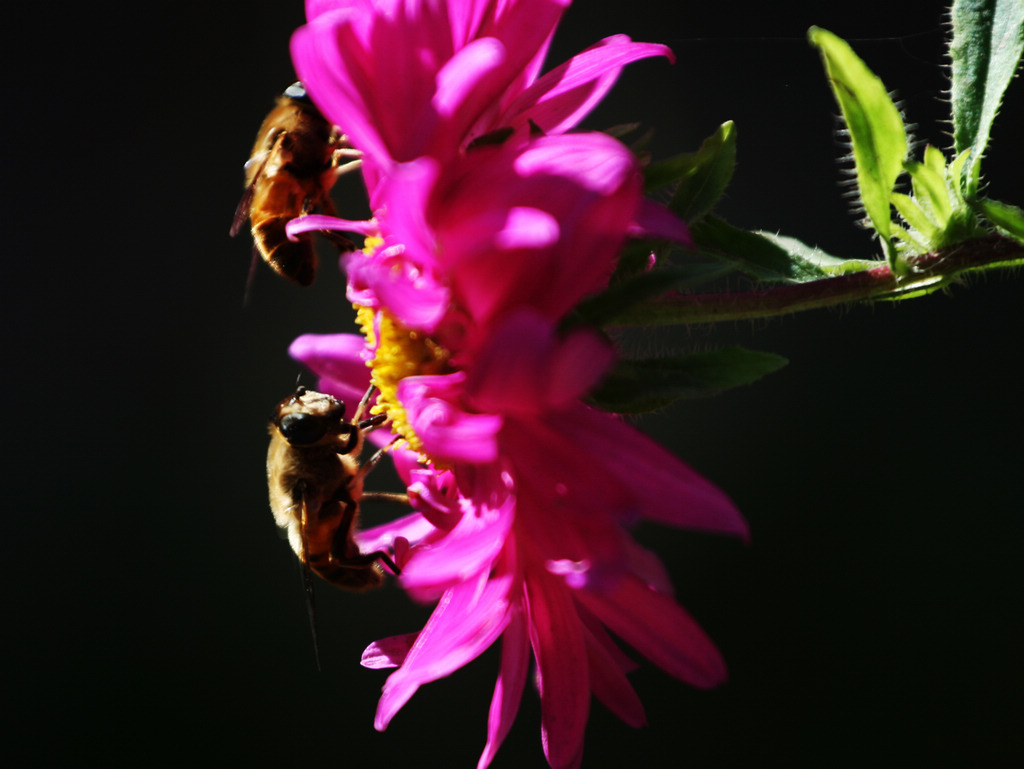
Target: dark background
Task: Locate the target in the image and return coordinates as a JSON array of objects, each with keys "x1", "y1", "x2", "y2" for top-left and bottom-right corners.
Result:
[{"x1": 4, "y1": 1, "x2": 1022, "y2": 766}]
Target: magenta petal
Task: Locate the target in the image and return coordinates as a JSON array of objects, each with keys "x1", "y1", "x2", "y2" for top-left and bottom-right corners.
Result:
[
  {"x1": 288, "y1": 333, "x2": 371, "y2": 404},
  {"x1": 367, "y1": 257, "x2": 451, "y2": 332},
  {"x1": 432, "y1": 37, "x2": 506, "y2": 121},
  {"x1": 467, "y1": 312, "x2": 613, "y2": 415},
  {"x1": 494, "y1": 207, "x2": 560, "y2": 250},
  {"x1": 285, "y1": 214, "x2": 379, "y2": 239},
  {"x1": 545, "y1": 327, "x2": 615, "y2": 408},
  {"x1": 375, "y1": 158, "x2": 438, "y2": 255},
  {"x1": 399, "y1": 375, "x2": 503, "y2": 464},
  {"x1": 583, "y1": 623, "x2": 647, "y2": 728},
  {"x1": 501, "y1": 36, "x2": 675, "y2": 134},
  {"x1": 576, "y1": 574, "x2": 728, "y2": 689},
  {"x1": 630, "y1": 198, "x2": 693, "y2": 246},
  {"x1": 376, "y1": 571, "x2": 512, "y2": 729},
  {"x1": 356, "y1": 511, "x2": 437, "y2": 556},
  {"x1": 478, "y1": 604, "x2": 530, "y2": 769},
  {"x1": 291, "y1": 17, "x2": 392, "y2": 168},
  {"x1": 525, "y1": 564, "x2": 589, "y2": 769},
  {"x1": 560, "y1": 406, "x2": 749, "y2": 539},
  {"x1": 343, "y1": 246, "x2": 451, "y2": 332},
  {"x1": 362, "y1": 633, "x2": 418, "y2": 670},
  {"x1": 575, "y1": 602, "x2": 638, "y2": 675},
  {"x1": 512, "y1": 132, "x2": 638, "y2": 196},
  {"x1": 399, "y1": 490, "x2": 514, "y2": 592}
]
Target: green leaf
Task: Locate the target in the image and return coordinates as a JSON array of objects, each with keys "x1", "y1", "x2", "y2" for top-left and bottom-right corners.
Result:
[
  {"x1": 923, "y1": 145, "x2": 948, "y2": 178},
  {"x1": 891, "y1": 192, "x2": 939, "y2": 239},
  {"x1": 947, "y1": 148, "x2": 974, "y2": 206},
  {"x1": 950, "y1": 0, "x2": 1024, "y2": 196},
  {"x1": 757, "y1": 233, "x2": 879, "y2": 275},
  {"x1": 690, "y1": 216, "x2": 833, "y2": 282},
  {"x1": 905, "y1": 159, "x2": 952, "y2": 224},
  {"x1": 645, "y1": 122, "x2": 737, "y2": 224},
  {"x1": 973, "y1": 197, "x2": 1024, "y2": 241},
  {"x1": 590, "y1": 347, "x2": 789, "y2": 413},
  {"x1": 809, "y1": 27, "x2": 908, "y2": 266}
]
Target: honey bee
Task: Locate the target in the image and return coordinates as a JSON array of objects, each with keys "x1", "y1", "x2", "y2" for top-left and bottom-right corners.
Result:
[
  {"x1": 231, "y1": 82, "x2": 358, "y2": 286},
  {"x1": 267, "y1": 385, "x2": 402, "y2": 593}
]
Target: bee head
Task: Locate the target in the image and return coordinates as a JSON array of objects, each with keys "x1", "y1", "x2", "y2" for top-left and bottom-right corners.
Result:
[{"x1": 272, "y1": 388, "x2": 356, "y2": 450}]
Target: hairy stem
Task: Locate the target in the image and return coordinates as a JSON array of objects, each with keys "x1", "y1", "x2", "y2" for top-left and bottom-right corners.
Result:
[{"x1": 612, "y1": 235, "x2": 1024, "y2": 326}]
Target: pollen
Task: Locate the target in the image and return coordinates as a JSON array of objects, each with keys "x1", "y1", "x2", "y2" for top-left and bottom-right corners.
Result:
[{"x1": 355, "y1": 304, "x2": 450, "y2": 456}]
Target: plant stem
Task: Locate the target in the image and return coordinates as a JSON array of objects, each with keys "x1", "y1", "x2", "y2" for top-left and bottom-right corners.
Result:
[{"x1": 611, "y1": 235, "x2": 1024, "y2": 326}]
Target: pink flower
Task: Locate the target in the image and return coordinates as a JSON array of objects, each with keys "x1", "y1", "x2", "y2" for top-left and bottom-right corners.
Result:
[
  {"x1": 279, "y1": 3, "x2": 741, "y2": 766},
  {"x1": 288, "y1": 129, "x2": 691, "y2": 348},
  {"x1": 291, "y1": 314, "x2": 747, "y2": 769},
  {"x1": 291, "y1": 0, "x2": 674, "y2": 193}
]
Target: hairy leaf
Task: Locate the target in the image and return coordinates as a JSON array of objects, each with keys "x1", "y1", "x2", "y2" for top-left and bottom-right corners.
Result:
[
  {"x1": 591, "y1": 347, "x2": 789, "y2": 413},
  {"x1": 973, "y1": 197, "x2": 1024, "y2": 241},
  {"x1": 691, "y1": 217, "x2": 832, "y2": 282},
  {"x1": 809, "y1": 27, "x2": 908, "y2": 266},
  {"x1": 950, "y1": 0, "x2": 1024, "y2": 195}
]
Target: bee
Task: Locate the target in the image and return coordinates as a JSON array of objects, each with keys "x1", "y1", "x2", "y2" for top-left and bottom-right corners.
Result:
[
  {"x1": 231, "y1": 82, "x2": 358, "y2": 286},
  {"x1": 267, "y1": 385, "x2": 402, "y2": 593}
]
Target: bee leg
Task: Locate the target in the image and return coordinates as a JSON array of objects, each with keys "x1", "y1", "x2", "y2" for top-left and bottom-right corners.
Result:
[
  {"x1": 331, "y1": 546, "x2": 402, "y2": 576},
  {"x1": 329, "y1": 134, "x2": 363, "y2": 178},
  {"x1": 361, "y1": 491, "x2": 410, "y2": 506},
  {"x1": 352, "y1": 384, "x2": 376, "y2": 423},
  {"x1": 330, "y1": 500, "x2": 401, "y2": 576},
  {"x1": 321, "y1": 230, "x2": 355, "y2": 253},
  {"x1": 353, "y1": 437, "x2": 404, "y2": 488},
  {"x1": 310, "y1": 194, "x2": 354, "y2": 251}
]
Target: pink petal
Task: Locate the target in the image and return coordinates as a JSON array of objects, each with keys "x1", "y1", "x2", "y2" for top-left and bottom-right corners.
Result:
[
  {"x1": 304, "y1": 0, "x2": 376, "y2": 24},
  {"x1": 361, "y1": 632, "x2": 418, "y2": 669},
  {"x1": 467, "y1": 312, "x2": 613, "y2": 415},
  {"x1": 291, "y1": 16, "x2": 393, "y2": 168},
  {"x1": 629, "y1": 198, "x2": 693, "y2": 246},
  {"x1": 374, "y1": 157, "x2": 438, "y2": 254},
  {"x1": 560, "y1": 406, "x2": 749, "y2": 539},
  {"x1": 288, "y1": 333, "x2": 371, "y2": 405},
  {"x1": 366, "y1": 257, "x2": 451, "y2": 332},
  {"x1": 432, "y1": 37, "x2": 506, "y2": 122},
  {"x1": 285, "y1": 214, "x2": 379, "y2": 239},
  {"x1": 404, "y1": 467, "x2": 462, "y2": 532},
  {"x1": 576, "y1": 574, "x2": 728, "y2": 689},
  {"x1": 398, "y1": 374, "x2": 504, "y2": 464},
  {"x1": 525, "y1": 562, "x2": 589, "y2": 769},
  {"x1": 512, "y1": 132, "x2": 639, "y2": 197},
  {"x1": 494, "y1": 207, "x2": 560, "y2": 250},
  {"x1": 375, "y1": 571, "x2": 512, "y2": 729},
  {"x1": 398, "y1": 490, "x2": 514, "y2": 593},
  {"x1": 356, "y1": 511, "x2": 438, "y2": 556},
  {"x1": 500, "y1": 36, "x2": 675, "y2": 135},
  {"x1": 545, "y1": 327, "x2": 616, "y2": 408},
  {"x1": 478, "y1": 603, "x2": 530, "y2": 769},
  {"x1": 583, "y1": 621, "x2": 647, "y2": 728},
  {"x1": 508, "y1": 423, "x2": 632, "y2": 579},
  {"x1": 575, "y1": 602, "x2": 638, "y2": 675}
]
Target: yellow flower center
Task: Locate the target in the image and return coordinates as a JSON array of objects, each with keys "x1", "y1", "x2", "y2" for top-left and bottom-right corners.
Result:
[{"x1": 354, "y1": 304, "x2": 450, "y2": 456}]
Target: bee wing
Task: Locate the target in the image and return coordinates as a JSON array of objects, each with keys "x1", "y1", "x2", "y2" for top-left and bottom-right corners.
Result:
[
  {"x1": 229, "y1": 151, "x2": 271, "y2": 237},
  {"x1": 298, "y1": 492, "x2": 322, "y2": 672}
]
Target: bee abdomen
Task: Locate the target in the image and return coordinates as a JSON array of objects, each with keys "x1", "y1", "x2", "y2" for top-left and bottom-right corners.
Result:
[{"x1": 251, "y1": 217, "x2": 317, "y2": 286}]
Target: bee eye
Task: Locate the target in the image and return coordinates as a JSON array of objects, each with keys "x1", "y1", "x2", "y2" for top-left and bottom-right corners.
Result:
[
  {"x1": 279, "y1": 412, "x2": 326, "y2": 445},
  {"x1": 283, "y1": 82, "x2": 309, "y2": 102}
]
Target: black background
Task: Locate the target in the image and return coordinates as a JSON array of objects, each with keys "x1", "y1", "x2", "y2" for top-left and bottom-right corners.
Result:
[{"x1": 4, "y1": 1, "x2": 1022, "y2": 766}]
